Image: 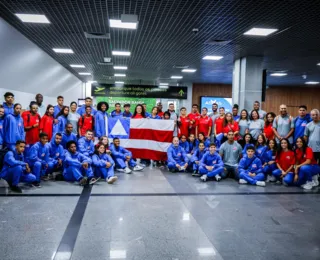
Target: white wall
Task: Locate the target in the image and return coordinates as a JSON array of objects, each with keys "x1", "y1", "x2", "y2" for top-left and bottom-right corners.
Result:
[{"x1": 0, "y1": 17, "x2": 84, "y2": 108}]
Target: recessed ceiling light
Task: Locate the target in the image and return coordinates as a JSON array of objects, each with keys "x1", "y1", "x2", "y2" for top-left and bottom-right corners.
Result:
[
  {"x1": 317, "y1": 63, "x2": 320, "y2": 66},
  {"x1": 112, "y1": 51, "x2": 131, "y2": 56},
  {"x1": 78, "y1": 72, "x2": 91, "y2": 75},
  {"x1": 114, "y1": 74, "x2": 126, "y2": 77},
  {"x1": 115, "y1": 81, "x2": 124, "y2": 84},
  {"x1": 104, "y1": 57, "x2": 112, "y2": 62},
  {"x1": 182, "y1": 69, "x2": 197, "y2": 73},
  {"x1": 53, "y1": 48, "x2": 74, "y2": 54},
  {"x1": 15, "y1": 14, "x2": 50, "y2": 24},
  {"x1": 305, "y1": 81, "x2": 319, "y2": 85},
  {"x1": 159, "y1": 86, "x2": 169, "y2": 89},
  {"x1": 159, "y1": 83, "x2": 168, "y2": 86},
  {"x1": 244, "y1": 27, "x2": 278, "y2": 36},
  {"x1": 171, "y1": 76, "x2": 183, "y2": 79},
  {"x1": 202, "y1": 56, "x2": 223, "y2": 60},
  {"x1": 109, "y1": 19, "x2": 137, "y2": 29},
  {"x1": 270, "y1": 73, "x2": 287, "y2": 77},
  {"x1": 70, "y1": 64, "x2": 85, "y2": 68},
  {"x1": 113, "y1": 66, "x2": 128, "y2": 70}
]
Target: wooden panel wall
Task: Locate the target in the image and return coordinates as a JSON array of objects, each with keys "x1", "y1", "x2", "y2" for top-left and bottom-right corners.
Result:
[{"x1": 192, "y1": 83, "x2": 320, "y2": 116}]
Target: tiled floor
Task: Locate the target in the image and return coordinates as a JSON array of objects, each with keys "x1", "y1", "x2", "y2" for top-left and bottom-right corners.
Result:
[{"x1": 0, "y1": 168, "x2": 319, "y2": 260}]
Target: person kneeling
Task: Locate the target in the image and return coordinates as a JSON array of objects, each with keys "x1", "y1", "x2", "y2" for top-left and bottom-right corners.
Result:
[
  {"x1": 63, "y1": 141, "x2": 99, "y2": 185},
  {"x1": 199, "y1": 143, "x2": 224, "y2": 182},
  {"x1": 167, "y1": 137, "x2": 189, "y2": 172},
  {"x1": 47, "y1": 133, "x2": 65, "y2": 180},
  {"x1": 0, "y1": 140, "x2": 36, "y2": 193},
  {"x1": 238, "y1": 145, "x2": 266, "y2": 187},
  {"x1": 92, "y1": 143, "x2": 117, "y2": 184},
  {"x1": 190, "y1": 142, "x2": 206, "y2": 176},
  {"x1": 110, "y1": 137, "x2": 144, "y2": 174}
]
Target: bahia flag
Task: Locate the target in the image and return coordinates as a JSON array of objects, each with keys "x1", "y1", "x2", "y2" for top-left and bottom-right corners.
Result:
[{"x1": 108, "y1": 118, "x2": 174, "y2": 161}]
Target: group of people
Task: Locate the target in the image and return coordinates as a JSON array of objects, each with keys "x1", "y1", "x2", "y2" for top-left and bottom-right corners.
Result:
[
  {"x1": 0, "y1": 91, "x2": 319, "y2": 192},
  {"x1": 167, "y1": 101, "x2": 320, "y2": 190}
]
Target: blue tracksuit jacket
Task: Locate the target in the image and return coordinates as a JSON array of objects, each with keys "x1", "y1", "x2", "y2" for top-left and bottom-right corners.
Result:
[
  {"x1": 53, "y1": 115, "x2": 68, "y2": 134},
  {"x1": 77, "y1": 105, "x2": 97, "y2": 116},
  {"x1": 77, "y1": 137, "x2": 94, "y2": 157},
  {"x1": 238, "y1": 155, "x2": 262, "y2": 174},
  {"x1": 92, "y1": 153, "x2": 115, "y2": 167},
  {"x1": 109, "y1": 143, "x2": 132, "y2": 159},
  {"x1": 110, "y1": 110, "x2": 122, "y2": 118},
  {"x1": 47, "y1": 134, "x2": 65, "y2": 164},
  {"x1": 179, "y1": 141, "x2": 190, "y2": 153},
  {"x1": 63, "y1": 151, "x2": 92, "y2": 169},
  {"x1": 27, "y1": 142, "x2": 50, "y2": 166},
  {"x1": 122, "y1": 111, "x2": 132, "y2": 118},
  {"x1": 191, "y1": 148, "x2": 206, "y2": 163},
  {"x1": 0, "y1": 117, "x2": 4, "y2": 146},
  {"x1": 94, "y1": 111, "x2": 108, "y2": 138},
  {"x1": 3, "y1": 102, "x2": 14, "y2": 115},
  {"x1": 61, "y1": 131, "x2": 77, "y2": 149},
  {"x1": 200, "y1": 152, "x2": 224, "y2": 167},
  {"x1": 4, "y1": 113, "x2": 24, "y2": 147},
  {"x1": 255, "y1": 145, "x2": 268, "y2": 164},
  {"x1": 167, "y1": 145, "x2": 188, "y2": 164}
]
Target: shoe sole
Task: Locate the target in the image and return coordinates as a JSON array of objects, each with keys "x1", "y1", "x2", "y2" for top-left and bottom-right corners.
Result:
[{"x1": 107, "y1": 177, "x2": 118, "y2": 184}]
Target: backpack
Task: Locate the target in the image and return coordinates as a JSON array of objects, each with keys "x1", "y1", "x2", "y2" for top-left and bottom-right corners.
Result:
[
  {"x1": 27, "y1": 113, "x2": 41, "y2": 124},
  {"x1": 0, "y1": 147, "x2": 9, "y2": 170},
  {"x1": 81, "y1": 115, "x2": 95, "y2": 130}
]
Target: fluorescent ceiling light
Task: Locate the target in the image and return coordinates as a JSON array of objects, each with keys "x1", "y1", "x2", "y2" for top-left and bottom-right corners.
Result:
[
  {"x1": 112, "y1": 51, "x2": 131, "y2": 56},
  {"x1": 182, "y1": 69, "x2": 197, "y2": 73},
  {"x1": 171, "y1": 76, "x2": 183, "y2": 79},
  {"x1": 70, "y1": 64, "x2": 85, "y2": 68},
  {"x1": 53, "y1": 48, "x2": 74, "y2": 54},
  {"x1": 159, "y1": 83, "x2": 168, "y2": 86},
  {"x1": 305, "y1": 81, "x2": 319, "y2": 85},
  {"x1": 115, "y1": 81, "x2": 124, "y2": 84},
  {"x1": 78, "y1": 72, "x2": 91, "y2": 75},
  {"x1": 104, "y1": 57, "x2": 112, "y2": 62},
  {"x1": 317, "y1": 63, "x2": 320, "y2": 66},
  {"x1": 114, "y1": 66, "x2": 128, "y2": 70},
  {"x1": 244, "y1": 27, "x2": 278, "y2": 36},
  {"x1": 109, "y1": 19, "x2": 137, "y2": 29},
  {"x1": 270, "y1": 73, "x2": 287, "y2": 77},
  {"x1": 159, "y1": 86, "x2": 169, "y2": 89},
  {"x1": 15, "y1": 14, "x2": 50, "y2": 24},
  {"x1": 114, "y1": 74, "x2": 126, "y2": 77},
  {"x1": 202, "y1": 56, "x2": 223, "y2": 60}
]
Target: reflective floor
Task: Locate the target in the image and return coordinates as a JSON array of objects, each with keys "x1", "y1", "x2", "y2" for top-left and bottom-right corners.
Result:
[{"x1": 0, "y1": 168, "x2": 320, "y2": 260}]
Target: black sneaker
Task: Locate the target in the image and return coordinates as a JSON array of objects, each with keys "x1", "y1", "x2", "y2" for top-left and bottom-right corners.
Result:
[
  {"x1": 169, "y1": 168, "x2": 176, "y2": 173},
  {"x1": 192, "y1": 171, "x2": 199, "y2": 176},
  {"x1": 32, "y1": 182, "x2": 41, "y2": 188},
  {"x1": 10, "y1": 185, "x2": 22, "y2": 193}
]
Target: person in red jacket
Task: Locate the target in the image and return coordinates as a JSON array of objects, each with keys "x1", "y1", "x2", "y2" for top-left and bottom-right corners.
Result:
[
  {"x1": 178, "y1": 107, "x2": 190, "y2": 137},
  {"x1": 187, "y1": 104, "x2": 200, "y2": 135},
  {"x1": 196, "y1": 107, "x2": 212, "y2": 138},
  {"x1": 214, "y1": 107, "x2": 225, "y2": 136},
  {"x1": 222, "y1": 112, "x2": 239, "y2": 141},
  {"x1": 132, "y1": 104, "x2": 146, "y2": 119},
  {"x1": 22, "y1": 101, "x2": 41, "y2": 152},
  {"x1": 78, "y1": 106, "x2": 94, "y2": 137},
  {"x1": 40, "y1": 105, "x2": 54, "y2": 140},
  {"x1": 264, "y1": 112, "x2": 276, "y2": 140}
]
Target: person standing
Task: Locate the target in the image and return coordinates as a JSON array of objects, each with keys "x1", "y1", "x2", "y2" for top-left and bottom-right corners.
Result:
[
  {"x1": 209, "y1": 103, "x2": 219, "y2": 142},
  {"x1": 111, "y1": 103, "x2": 122, "y2": 118},
  {"x1": 77, "y1": 97, "x2": 97, "y2": 116},
  {"x1": 238, "y1": 109, "x2": 250, "y2": 139},
  {"x1": 214, "y1": 107, "x2": 226, "y2": 137},
  {"x1": 187, "y1": 104, "x2": 201, "y2": 136},
  {"x1": 142, "y1": 103, "x2": 151, "y2": 118},
  {"x1": 54, "y1": 96, "x2": 64, "y2": 118},
  {"x1": 222, "y1": 112, "x2": 239, "y2": 141},
  {"x1": 3, "y1": 92, "x2": 15, "y2": 116},
  {"x1": 35, "y1": 94, "x2": 45, "y2": 117},
  {"x1": 149, "y1": 107, "x2": 161, "y2": 119},
  {"x1": 61, "y1": 123, "x2": 77, "y2": 149},
  {"x1": 248, "y1": 110, "x2": 265, "y2": 141},
  {"x1": 273, "y1": 104, "x2": 294, "y2": 144},
  {"x1": 250, "y1": 101, "x2": 267, "y2": 119},
  {"x1": 304, "y1": 109, "x2": 320, "y2": 165},
  {"x1": 40, "y1": 105, "x2": 54, "y2": 140},
  {"x1": 122, "y1": 104, "x2": 132, "y2": 118},
  {"x1": 196, "y1": 107, "x2": 212, "y2": 139},
  {"x1": 293, "y1": 105, "x2": 311, "y2": 144},
  {"x1": 264, "y1": 112, "x2": 276, "y2": 141},
  {"x1": 157, "y1": 102, "x2": 164, "y2": 118},
  {"x1": 67, "y1": 102, "x2": 81, "y2": 136},
  {"x1": 232, "y1": 105, "x2": 240, "y2": 122},
  {"x1": 54, "y1": 106, "x2": 69, "y2": 135},
  {"x1": 0, "y1": 105, "x2": 5, "y2": 149},
  {"x1": 132, "y1": 104, "x2": 146, "y2": 119},
  {"x1": 95, "y1": 101, "x2": 109, "y2": 139},
  {"x1": 167, "y1": 103, "x2": 178, "y2": 136},
  {"x1": 78, "y1": 106, "x2": 94, "y2": 137},
  {"x1": 178, "y1": 107, "x2": 190, "y2": 137}
]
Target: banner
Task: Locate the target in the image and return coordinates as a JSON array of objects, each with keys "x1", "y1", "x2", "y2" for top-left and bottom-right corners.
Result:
[
  {"x1": 92, "y1": 83, "x2": 187, "y2": 99},
  {"x1": 200, "y1": 96, "x2": 233, "y2": 113}
]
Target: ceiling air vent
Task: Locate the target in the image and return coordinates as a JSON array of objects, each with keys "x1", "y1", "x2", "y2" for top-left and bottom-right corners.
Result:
[
  {"x1": 173, "y1": 65, "x2": 189, "y2": 69},
  {"x1": 204, "y1": 39, "x2": 231, "y2": 46},
  {"x1": 97, "y1": 62, "x2": 114, "y2": 66},
  {"x1": 84, "y1": 32, "x2": 110, "y2": 39}
]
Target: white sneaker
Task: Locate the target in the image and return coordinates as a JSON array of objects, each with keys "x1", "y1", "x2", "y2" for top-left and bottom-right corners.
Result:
[
  {"x1": 107, "y1": 176, "x2": 118, "y2": 184},
  {"x1": 301, "y1": 181, "x2": 313, "y2": 190},
  {"x1": 132, "y1": 165, "x2": 144, "y2": 171},
  {"x1": 215, "y1": 175, "x2": 222, "y2": 182},
  {"x1": 239, "y1": 179, "x2": 248, "y2": 184},
  {"x1": 200, "y1": 175, "x2": 207, "y2": 182},
  {"x1": 266, "y1": 175, "x2": 276, "y2": 182},
  {"x1": 116, "y1": 168, "x2": 125, "y2": 172},
  {"x1": 312, "y1": 174, "x2": 319, "y2": 186},
  {"x1": 124, "y1": 167, "x2": 132, "y2": 174},
  {"x1": 180, "y1": 166, "x2": 186, "y2": 172},
  {"x1": 256, "y1": 181, "x2": 266, "y2": 187}
]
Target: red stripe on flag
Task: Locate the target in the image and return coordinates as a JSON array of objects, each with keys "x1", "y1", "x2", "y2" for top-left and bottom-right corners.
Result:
[
  {"x1": 129, "y1": 128, "x2": 173, "y2": 143},
  {"x1": 127, "y1": 148, "x2": 168, "y2": 161}
]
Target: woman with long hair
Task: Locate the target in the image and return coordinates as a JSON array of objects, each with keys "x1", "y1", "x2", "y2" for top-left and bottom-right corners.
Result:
[
  {"x1": 53, "y1": 106, "x2": 69, "y2": 135},
  {"x1": 255, "y1": 134, "x2": 268, "y2": 164},
  {"x1": 264, "y1": 112, "x2": 276, "y2": 140},
  {"x1": 96, "y1": 136, "x2": 111, "y2": 154},
  {"x1": 240, "y1": 133, "x2": 254, "y2": 156},
  {"x1": 272, "y1": 138, "x2": 295, "y2": 185},
  {"x1": 95, "y1": 101, "x2": 109, "y2": 138},
  {"x1": 40, "y1": 104, "x2": 54, "y2": 140},
  {"x1": 132, "y1": 104, "x2": 146, "y2": 119},
  {"x1": 149, "y1": 106, "x2": 161, "y2": 119},
  {"x1": 263, "y1": 139, "x2": 278, "y2": 182},
  {"x1": 196, "y1": 132, "x2": 210, "y2": 149},
  {"x1": 222, "y1": 112, "x2": 239, "y2": 141},
  {"x1": 248, "y1": 110, "x2": 265, "y2": 141},
  {"x1": 238, "y1": 109, "x2": 250, "y2": 139},
  {"x1": 67, "y1": 102, "x2": 80, "y2": 136},
  {"x1": 294, "y1": 137, "x2": 320, "y2": 189}
]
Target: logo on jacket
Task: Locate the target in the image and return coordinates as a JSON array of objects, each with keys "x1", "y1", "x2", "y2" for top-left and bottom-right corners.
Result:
[
  {"x1": 177, "y1": 153, "x2": 181, "y2": 156},
  {"x1": 56, "y1": 153, "x2": 60, "y2": 156},
  {"x1": 286, "y1": 156, "x2": 290, "y2": 159},
  {"x1": 41, "y1": 153, "x2": 45, "y2": 157},
  {"x1": 212, "y1": 160, "x2": 216, "y2": 164},
  {"x1": 252, "y1": 164, "x2": 257, "y2": 168}
]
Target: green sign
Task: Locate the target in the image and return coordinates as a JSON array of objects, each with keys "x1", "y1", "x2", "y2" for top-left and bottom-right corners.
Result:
[{"x1": 96, "y1": 96, "x2": 156, "y2": 113}]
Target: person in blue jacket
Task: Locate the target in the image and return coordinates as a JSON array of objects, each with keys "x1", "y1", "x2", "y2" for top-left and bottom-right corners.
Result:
[
  {"x1": 293, "y1": 105, "x2": 311, "y2": 144},
  {"x1": 187, "y1": 134, "x2": 197, "y2": 156},
  {"x1": 148, "y1": 107, "x2": 161, "y2": 119},
  {"x1": 0, "y1": 140, "x2": 36, "y2": 193},
  {"x1": 54, "y1": 96, "x2": 64, "y2": 118},
  {"x1": 190, "y1": 142, "x2": 206, "y2": 176},
  {"x1": 179, "y1": 135, "x2": 189, "y2": 153},
  {"x1": 199, "y1": 143, "x2": 224, "y2": 182},
  {"x1": 240, "y1": 133, "x2": 254, "y2": 157},
  {"x1": 95, "y1": 101, "x2": 109, "y2": 138},
  {"x1": 61, "y1": 123, "x2": 77, "y2": 149},
  {"x1": 53, "y1": 106, "x2": 69, "y2": 135},
  {"x1": 63, "y1": 140, "x2": 98, "y2": 185},
  {"x1": 142, "y1": 103, "x2": 151, "y2": 118},
  {"x1": 47, "y1": 133, "x2": 65, "y2": 177},
  {"x1": 122, "y1": 104, "x2": 132, "y2": 118},
  {"x1": 167, "y1": 136, "x2": 189, "y2": 172},
  {"x1": 263, "y1": 139, "x2": 278, "y2": 182},
  {"x1": 77, "y1": 97, "x2": 97, "y2": 116},
  {"x1": 110, "y1": 137, "x2": 144, "y2": 174},
  {"x1": 196, "y1": 132, "x2": 211, "y2": 150},
  {"x1": 77, "y1": 130, "x2": 95, "y2": 157},
  {"x1": 255, "y1": 134, "x2": 268, "y2": 164},
  {"x1": 4, "y1": 103, "x2": 24, "y2": 151},
  {"x1": 3, "y1": 92, "x2": 15, "y2": 115},
  {"x1": 238, "y1": 145, "x2": 266, "y2": 186},
  {"x1": 92, "y1": 143, "x2": 117, "y2": 184},
  {"x1": 110, "y1": 103, "x2": 122, "y2": 118},
  {"x1": 0, "y1": 105, "x2": 5, "y2": 148},
  {"x1": 26, "y1": 132, "x2": 50, "y2": 187}
]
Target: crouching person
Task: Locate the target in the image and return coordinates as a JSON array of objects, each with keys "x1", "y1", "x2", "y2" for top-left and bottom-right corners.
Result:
[
  {"x1": 239, "y1": 145, "x2": 266, "y2": 186},
  {"x1": 63, "y1": 141, "x2": 99, "y2": 185},
  {"x1": 198, "y1": 143, "x2": 224, "y2": 182},
  {"x1": 167, "y1": 136, "x2": 189, "y2": 172},
  {"x1": 47, "y1": 133, "x2": 65, "y2": 179},
  {"x1": 190, "y1": 142, "x2": 206, "y2": 176},
  {"x1": 0, "y1": 140, "x2": 36, "y2": 193},
  {"x1": 92, "y1": 143, "x2": 117, "y2": 184},
  {"x1": 110, "y1": 137, "x2": 144, "y2": 174}
]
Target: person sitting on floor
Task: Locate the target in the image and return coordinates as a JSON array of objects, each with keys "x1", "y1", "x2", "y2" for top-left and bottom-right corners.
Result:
[
  {"x1": 167, "y1": 136, "x2": 189, "y2": 172},
  {"x1": 0, "y1": 140, "x2": 36, "y2": 193},
  {"x1": 199, "y1": 143, "x2": 224, "y2": 182},
  {"x1": 63, "y1": 140, "x2": 99, "y2": 185},
  {"x1": 110, "y1": 137, "x2": 144, "y2": 174},
  {"x1": 92, "y1": 143, "x2": 117, "y2": 184},
  {"x1": 190, "y1": 142, "x2": 206, "y2": 176},
  {"x1": 238, "y1": 145, "x2": 266, "y2": 186},
  {"x1": 179, "y1": 134, "x2": 190, "y2": 153},
  {"x1": 262, "y1": 139, "x2": 278, "y2": 182},
  {"x1": 77, "y1": 130, "x2": 95, "y2": 158},
  {"x1": 47, "y1": 133, "x2": 65, "y2": 179}
]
